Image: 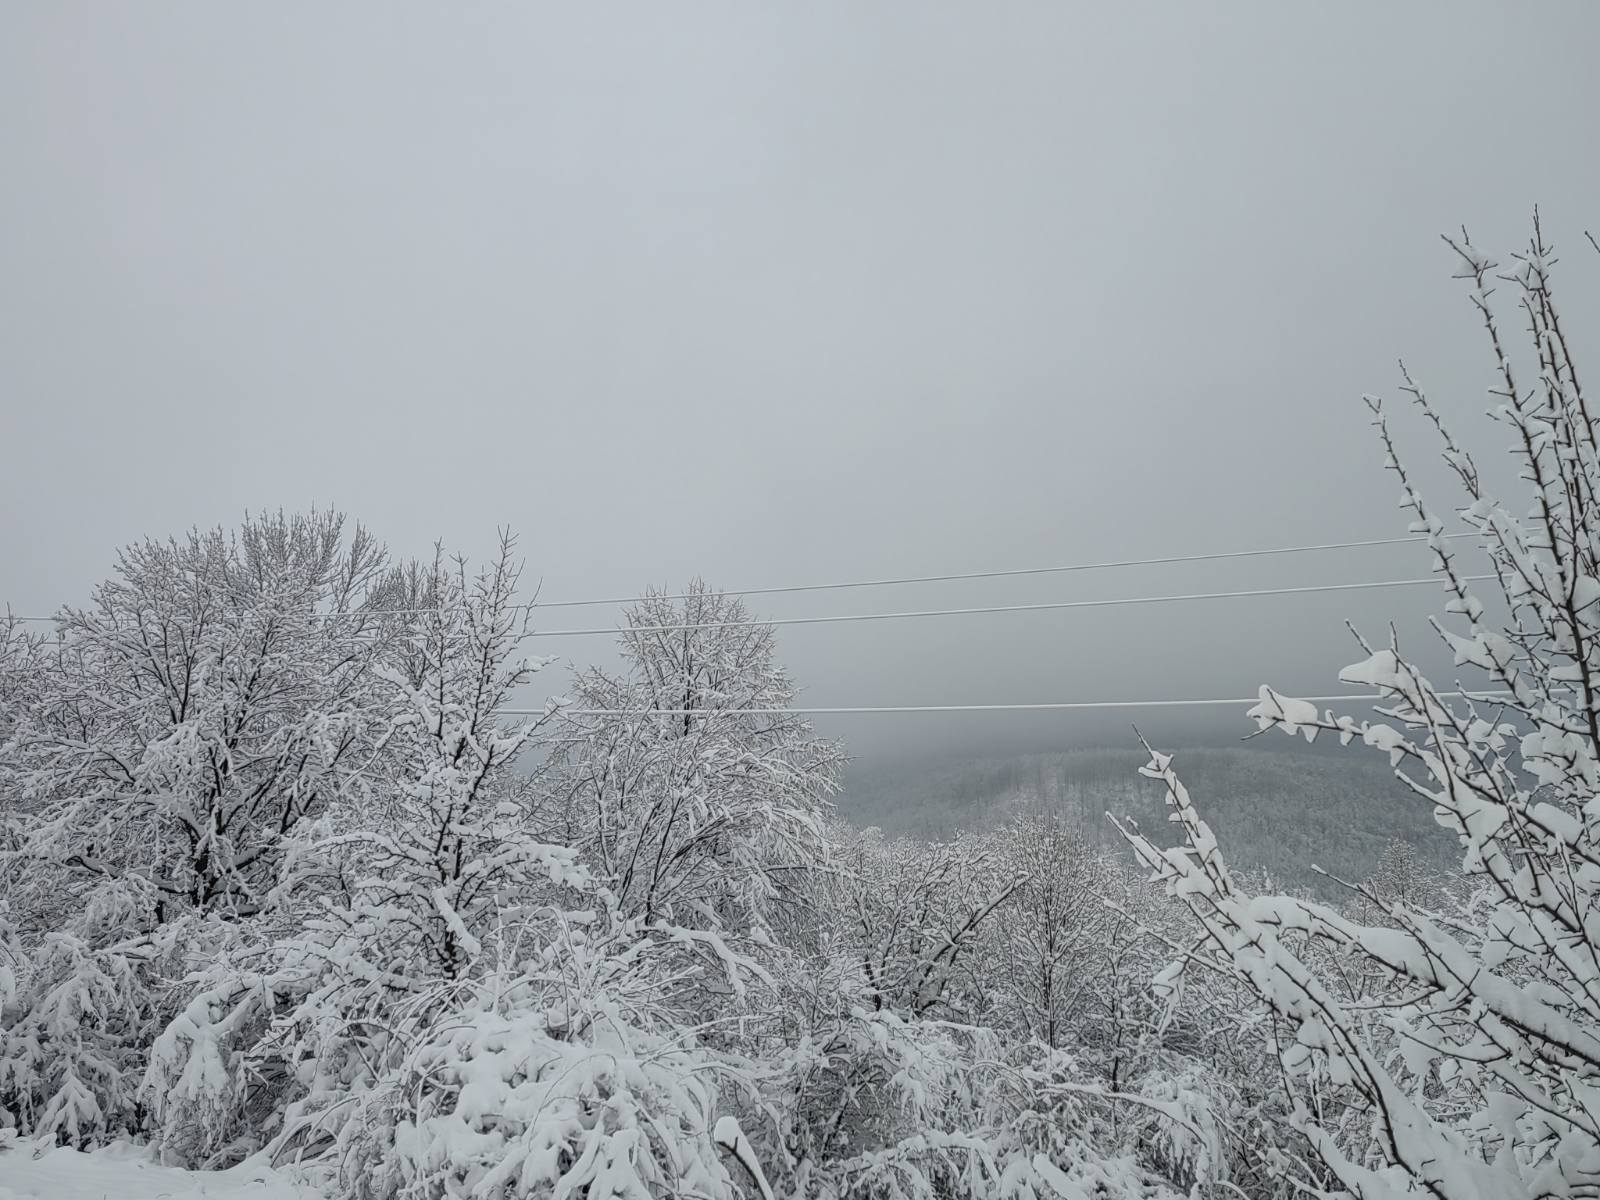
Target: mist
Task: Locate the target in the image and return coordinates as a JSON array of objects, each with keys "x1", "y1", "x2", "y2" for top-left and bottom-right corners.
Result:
[{"x1": 4, "y1": 3, "x2": 1598, "y2": 768}]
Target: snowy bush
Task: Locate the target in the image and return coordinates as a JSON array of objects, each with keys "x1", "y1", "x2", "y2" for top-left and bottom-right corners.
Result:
[
  {"x1": 0, "y1": 887, "x2": 240, "y2": 1148},
  {"x1": 309, "y1": 926, "x2": 766, "y2": 1200},
  {"x1": 0, "y1": 930, "x2": 146, "y2": 1144},
  {"x1": 756, "y1": 998, "x2": 1184, "y2": 1200}
]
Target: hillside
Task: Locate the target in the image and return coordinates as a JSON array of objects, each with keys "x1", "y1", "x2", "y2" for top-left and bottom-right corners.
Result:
[{"x1": 837, "y1": 743, "x2": 1459, "y2": 899}]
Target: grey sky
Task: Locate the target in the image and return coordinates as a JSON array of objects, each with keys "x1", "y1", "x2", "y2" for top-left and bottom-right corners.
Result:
[{"x1": 3, "y1": 3, "x2": 1597, "y2": 764}]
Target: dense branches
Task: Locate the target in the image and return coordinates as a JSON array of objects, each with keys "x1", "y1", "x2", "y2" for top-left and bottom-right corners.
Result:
[
  {"x1": 539, "y1": 583, "x2": 844, "y2": 936},
  {"x1": 1, "y1": 511, "x2": 392, "y2": 928}
]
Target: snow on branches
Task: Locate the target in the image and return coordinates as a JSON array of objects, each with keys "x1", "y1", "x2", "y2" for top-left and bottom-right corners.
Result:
[
  {"x1": 0, "y1": 512, "x2": 396, "y2": 1146},
  {"x1": 1, "y1": 511, "x2": 394, "y2": 925},
  {"x1": 539, "y1": 583, "x2": 844, "y2": 940},
  {"x1": 1122, "y1": 220, "x2": 1600, "y2": 1199},
  {"x1": 3, "y1": 538, "x2": 1244, "y2": 1198}
]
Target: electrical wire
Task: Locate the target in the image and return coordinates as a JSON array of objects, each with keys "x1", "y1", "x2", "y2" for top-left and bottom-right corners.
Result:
[
  {"x1": 503, "y1": 689, "x2": 1511, "y2": 716},
  {"x1": 519, "y1": 575, "x2": 1493, "y2": 638},
  {"x1": 7, "y1": 575, "x2": 1493, "y2": 640},
  {"x1": 516, "y1": 532, "x2": 1478, "y2": 610},
  {"x1": 2, "y1": 532, "x2": 1477, "y2": 623}
]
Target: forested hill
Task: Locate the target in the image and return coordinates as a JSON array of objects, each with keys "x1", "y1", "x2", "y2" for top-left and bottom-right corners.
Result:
[{"x1": 837, "y1": 744, "x2": 1458, "y2": 899}]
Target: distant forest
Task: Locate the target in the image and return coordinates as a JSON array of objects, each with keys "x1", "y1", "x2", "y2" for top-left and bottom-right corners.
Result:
[{"x1": 837, "y1": 743, "x2": 1458, "y2": 899}]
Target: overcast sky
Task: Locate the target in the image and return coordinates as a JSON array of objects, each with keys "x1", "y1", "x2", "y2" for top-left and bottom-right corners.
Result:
[{"x1": 3, "y1": 3, "x2": 1598, "y2": 766}]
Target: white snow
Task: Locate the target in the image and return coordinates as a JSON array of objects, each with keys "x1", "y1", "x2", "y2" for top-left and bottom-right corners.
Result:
[{"x1": 0, "y1": 1143, "x2": 327, "y2": 1200}]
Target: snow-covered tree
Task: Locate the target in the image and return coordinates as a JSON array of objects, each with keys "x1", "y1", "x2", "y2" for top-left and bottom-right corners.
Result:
[
  {"x1": 295, "y1": 534, "x2": 573, "y2": 983},
  {"x1": 743, "y1": 823, "x2": 1188, "y2": 1200},
  {"x1": 835, "y1": 825, "x2": 1019, "y2": 1022},
  {"x1": 539, "y1": 583, "x2": 843, "y2": 938},
  {"x1": 1123, "y1": 220, "x2": 1600, "y2": 1198},
  {"x1": 137, "y1": 535, "x2": 567, "y2": 1157},
  {"x1": 1371, "y1": 838, "x2": 1441, "y2": 908},
  {"x1": 2, "y1": 511, "x2": 394, "y2": 928},
  {"x1": 979, "y1": 811, "x2": 1112, "y2": 1048},
  {"x1": 0, "y1": 511, "x2": 396, "y2": 1144}
]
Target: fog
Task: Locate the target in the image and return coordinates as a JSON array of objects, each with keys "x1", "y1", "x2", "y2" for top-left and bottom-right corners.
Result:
[{"x1": 4, "y1": 3, "x2": 1598, "y2": 767}]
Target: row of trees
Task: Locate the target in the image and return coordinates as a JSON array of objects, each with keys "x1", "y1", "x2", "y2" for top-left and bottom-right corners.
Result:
[{"x1": 0, "y1": 516, "x2": 1260, "y2": 1198}]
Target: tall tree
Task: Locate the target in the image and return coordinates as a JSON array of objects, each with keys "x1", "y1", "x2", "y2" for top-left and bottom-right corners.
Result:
[
  {"x1": 1, "y1": 511, "x2": 393, "y2": 928},
  {"x1": 540, "y1": 582, "x2": 843, "y2": 936},
  {"x1": 302, "y1": 532, "x2": 572, "y2": 984},
  {"x1": 981, "y1": 811, "x2": 1111, "y2": 1048},
  {"x1": 0, "y1": 511, "x2": 396, "y2": 1143}
]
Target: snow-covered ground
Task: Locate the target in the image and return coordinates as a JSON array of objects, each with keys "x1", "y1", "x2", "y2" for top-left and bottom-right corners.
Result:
[{"x1": 0, "y1": 1142, "x2": 328, "y2": 1200}]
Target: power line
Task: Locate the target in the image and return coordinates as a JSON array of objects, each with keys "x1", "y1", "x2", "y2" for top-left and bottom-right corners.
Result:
[
  {"x1": 517, "y1": 532, "x2": 1478, "y2": 611},
  {"x1": 3, "y1": 532, "x2": 1478, "y2": 624},
  {"x1": 520, "y1": 575, "x2": 1494, "y2": 638},
  {"x1": 506, "y1": 689, "x2": 1511, "y2": 716},
  {"x1": 7, "y1": 574, "x2": 1494, "y2": 639}
]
